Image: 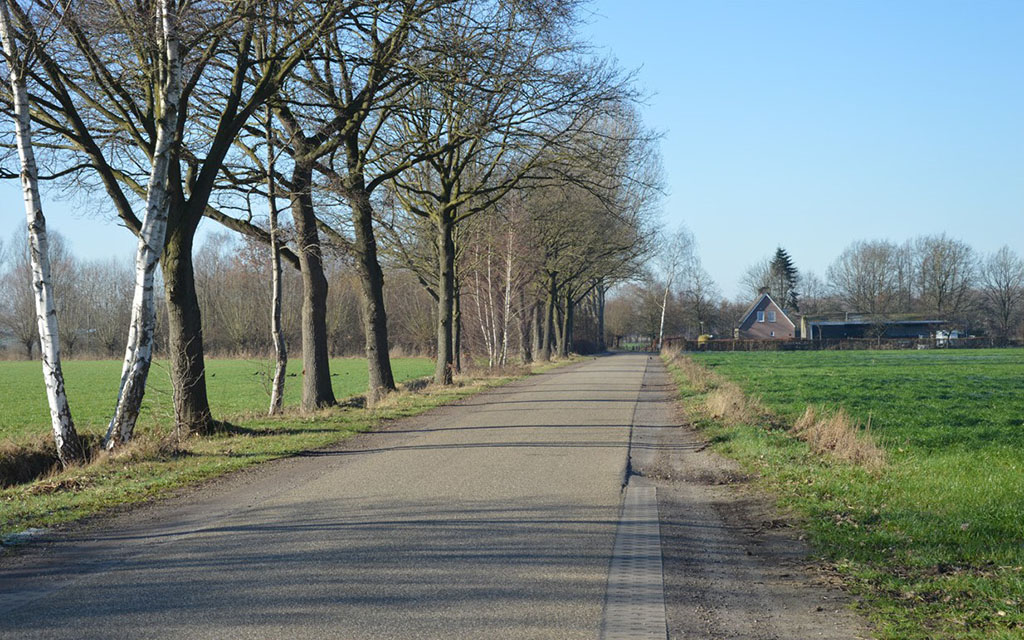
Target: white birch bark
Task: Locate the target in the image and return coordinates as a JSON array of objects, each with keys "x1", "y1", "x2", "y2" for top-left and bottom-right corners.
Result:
[
  {"x1": 657, "y1": 277, "x2": 670, "y2": 351},
  {"x1": 485, "y1": 239, "x2": 498, "y2": 368},
  {"x1": 105, "y1": 0, "x2": 182, "y2": 448},
  {"x1": 267, "y1": 108, "x2": 287, "y2": 415},
  {"x1": 500, "y1": 228, "x2": 513, "y2": 367},
  {"x1": 0, "y1": 0, "x2": 84, "y2": 466}
]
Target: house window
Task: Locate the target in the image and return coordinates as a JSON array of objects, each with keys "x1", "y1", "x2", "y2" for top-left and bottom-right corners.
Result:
[
  {"x1": 767, "y1": 311, "x2": 776, "y2": 323},
  {"x1": 770, "y1": 331, "x2": 775, "y2": 337},
  {"x1": 756, "y1": 310, "x2": 765, "y2": 322}
]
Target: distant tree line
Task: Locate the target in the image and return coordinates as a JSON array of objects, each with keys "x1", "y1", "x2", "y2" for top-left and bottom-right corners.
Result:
[
  {"x1": 0, "y1": 0, "x2": 660, "y2": 463},
  {"x1": 611, "y1": 233, "x2": 1024, "y2": 344},
  {"x1": 814, "y1": 235, "x2": 1023, "y2": 340}
]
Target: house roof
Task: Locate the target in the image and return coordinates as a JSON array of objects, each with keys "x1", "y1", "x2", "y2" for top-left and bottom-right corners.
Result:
[{"x1": 737, "y1": 293, "x2": 795, "y2": 328}]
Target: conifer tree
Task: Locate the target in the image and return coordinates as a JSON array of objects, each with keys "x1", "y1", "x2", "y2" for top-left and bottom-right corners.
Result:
[{"x1": 770, "y1": 247, "x2": 799, "y2": 312}]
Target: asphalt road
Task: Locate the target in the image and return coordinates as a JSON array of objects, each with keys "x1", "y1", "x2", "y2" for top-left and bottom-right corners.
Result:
[{"x1": 0, "y1": 355, "x2": 653, "y2": 639}]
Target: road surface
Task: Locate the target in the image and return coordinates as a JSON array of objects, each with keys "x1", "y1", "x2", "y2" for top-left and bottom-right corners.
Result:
[{"x1": 0, "y1": 354, "x2": 870, "y2": 639}]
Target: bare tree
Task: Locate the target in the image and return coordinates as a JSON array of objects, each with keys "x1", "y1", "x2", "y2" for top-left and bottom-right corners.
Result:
[
  {"x1": 80, "y1": 258, "x2": 133, "y2": 357},
  {"x1": 272, "y1": 1, "x2": 458, "y2": 405},
  {"x1": 654, "y1": 226, "x2": 694, "y2": 350},
  {"x1": 105, "y1": 0, "x2": 182, "y2": 448},
  {"x1": 740, "y1": 257, "x2": 771, "y2": 301},
  {"x1": 387, "y1": 0, "x2": 631, "y2": 382},
  {"x1": 979, "y1": 246, "x2": 1024, "y2": 340},
  {"x1": 827, "y1": 239, "x2": 901, "y2": 315},
  {"x1": 0, "y1": 234, "x2": 36, "y2": 358},
  {"x1": 914, "y1": 233, "x2": 975, "y2": 316},
  {"x1": 682, "y1": 261, "x2": 720, "y2": 337},
  {"x1": 0, "y1": 0, "x2": 83, "y2": 464},
  {"x1": 797, "y1": 270, "x2": 831, "y2": 316}
]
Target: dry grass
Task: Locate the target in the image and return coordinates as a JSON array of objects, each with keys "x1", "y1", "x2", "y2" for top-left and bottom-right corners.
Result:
[
  {"x1": 666, "y1": 351, "x2": 763, "y2": 422},
  {"x1": 670, "y1": 354, "x2": 716, "y2": 394},
  {"x1": 660, "y1": 344, "x2": 683, "y2": 361},
  {"x1": 792, "y1": 405, "x2": 885, "y2": 469},
  {"x1": 666, "y1": 352, "x2": 884, "y2": 470},
  {"x1": 705, "y1": 383, "x2": 764, "y2": 425}
]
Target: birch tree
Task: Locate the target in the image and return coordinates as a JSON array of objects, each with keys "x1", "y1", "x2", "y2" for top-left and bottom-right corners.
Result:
[
  {"x1": 655, "y1": 227, "x2": 694, "y2": 351},
  {"x1": 0, "y1": 0, "x2": 83, "y2": 465},
  {"x1": 265, "y1": 105, "x2": 287, "y2": 415},
  {"x1": 105, "y1": 0, "x2": 182, "y2": 447}
]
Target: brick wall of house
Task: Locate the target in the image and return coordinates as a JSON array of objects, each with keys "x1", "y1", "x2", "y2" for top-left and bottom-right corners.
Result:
[{"x1": 738, "y1": 296, "x2": 795, "y2": 339}]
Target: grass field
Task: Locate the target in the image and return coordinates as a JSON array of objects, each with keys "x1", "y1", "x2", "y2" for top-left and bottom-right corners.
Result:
[
  {"x1": 0, "y1": 357, "x2": 434, "y2": 443},
  {"x1": 672, "y1": 349, "x2": 1024, "y2": 640}
]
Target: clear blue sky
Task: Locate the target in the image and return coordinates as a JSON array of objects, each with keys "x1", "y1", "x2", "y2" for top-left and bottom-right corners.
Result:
[
  {"x1": 5, "y1": 1, "x2": 1022, "y2": 301},
  {"x1": 583, "y1": 0, "x2": 1024, "y2": 298}
]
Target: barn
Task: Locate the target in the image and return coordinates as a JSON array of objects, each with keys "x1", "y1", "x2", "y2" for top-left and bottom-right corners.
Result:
[{"x1": 800, "y1": 317, "x2": 946, "y2": 340}]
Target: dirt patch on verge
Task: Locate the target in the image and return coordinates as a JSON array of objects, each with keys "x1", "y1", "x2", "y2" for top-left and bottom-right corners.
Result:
[{"x1": 633, "y1": 359, "x2": 873, "y2": 639}]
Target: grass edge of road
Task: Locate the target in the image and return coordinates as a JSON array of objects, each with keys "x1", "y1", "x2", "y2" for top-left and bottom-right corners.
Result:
[
  {"x1": 661, "y1": 350, "x2": 1024, "y2": 640},
  {"x1": 1, "y1": 358, "x2": 577, "y2": 541}
]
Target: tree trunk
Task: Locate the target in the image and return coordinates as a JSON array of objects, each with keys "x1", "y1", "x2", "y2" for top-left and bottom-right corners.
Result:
[
  {"x1": 106, "y1": 0, "x2": 182, "y2": 447},
  {"x1": 267, "y1": 110, "x2": 286, "y2": 415},
  {"x1": 452, "y1": 284, "x2": 462, "y2": 374},
  {"x1": 597, "y1": 283, "x2": 607, "y2": 352},
  {"x1": 352, "y1": 191, "x2": 395, "y2": 405},
  {"x1": 500, "y1": 230, "x2": 513, "y2": 367},
  {"x1": 553, "y1": 300, "x2": 565, "y2": 358},
  {"x1": 518, "y1": 292, "x2": 532, "y2": 364},
  {"x1": 485, "y1": 240, "x2": 499, "y2": 367},
  {"x1": 434, "y1": 213, "x2": 455, "y2": 385},
  {"x1": 473, "y1": 260, "x2": 493, "y2": 367},
  {"x1": 161, "y1": 223, "x2": 213, "y2": 434},
  {"x1": 540, "y1": 273, "x2": 556, "y2": 361},
  {"x1": 657, "y1": 281, "x2": 670, "y2": 352},
  {"x1": 0, "y1": 0, "x2": 83, "y2": 466},
  {"x1": 531, "y1": 301, "x2": 541, "y2": 359},
  {"x1": 559, "y1": 291, "x2": 573, "y2": 358},
  {"x1": 291, "y1": 161, "x2": 335, "y2": 410}
]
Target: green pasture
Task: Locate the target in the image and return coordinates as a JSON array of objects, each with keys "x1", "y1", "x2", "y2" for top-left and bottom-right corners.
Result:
[
  {"x1": 676, "y1": 348, "x2": 1024, "y2": 639},
  {"x1": 0, "y1": 357, "x2": 434, "y2": 443}
]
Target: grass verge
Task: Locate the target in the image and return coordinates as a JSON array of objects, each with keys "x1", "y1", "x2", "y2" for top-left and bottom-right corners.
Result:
[
  {"x1": 663, "y1": 349, "x2": 1024, "y2": 640},
  {"x1": 1, "y1": 358, "x2": 574, "y2": 539}
]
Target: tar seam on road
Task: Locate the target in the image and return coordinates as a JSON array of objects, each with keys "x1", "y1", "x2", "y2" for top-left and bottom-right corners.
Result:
[
  {"x1": 601, "y1": 354, "x2": 668, "y2": 640},
  {"x1": 600, "y1": 481, "x2": 668, "y2": 640},
  {"x1": 621, "y1": 355, "x2": 652, "y2": 488}
]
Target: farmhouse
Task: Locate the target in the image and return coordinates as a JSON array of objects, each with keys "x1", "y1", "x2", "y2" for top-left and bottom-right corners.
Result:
[
  {"x1": 735, "y1": 293, "x2": 795, "y2": 339},
  {"x1": 800, "y1": 315, "x2": 947, "y2": 340}
]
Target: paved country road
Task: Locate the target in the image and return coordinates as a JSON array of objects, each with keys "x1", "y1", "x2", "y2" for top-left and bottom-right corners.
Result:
[{"x1": 0, "y1": 354, "x2": 870, "y2": 639}]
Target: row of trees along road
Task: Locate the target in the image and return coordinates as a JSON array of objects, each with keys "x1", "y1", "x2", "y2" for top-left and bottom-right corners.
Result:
[{"x1": 0, "y1": 1, "x2": 661, "y2": 463}]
